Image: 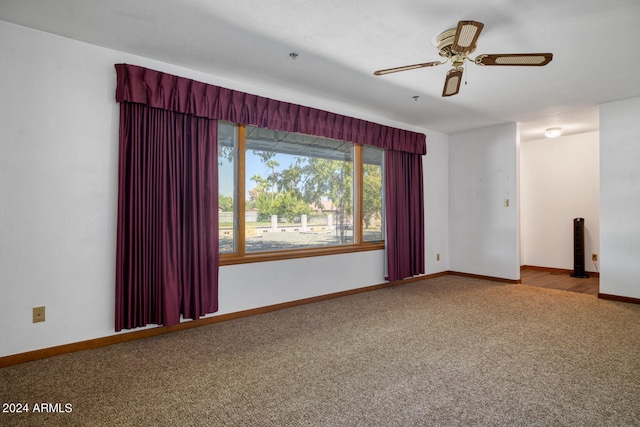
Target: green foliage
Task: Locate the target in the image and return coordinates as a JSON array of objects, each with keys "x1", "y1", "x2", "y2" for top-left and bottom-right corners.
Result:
[
  {"x1": 362, "y1": 164, "x2": 383, "y2": 228},
  {"x1": 252, "y1": 150, "x2": 280, "y2": 196},
  {"x1": 298, "y1": 158, "x2": 352, "y2": 216},
  {"x1": 254, "y1": 191, "x2": 313, "y2": 222},
  {"x1": 249, "y1": 150, "x2": 356, "y2": 223},
  {"x1": 218, "y1": 194, "x2": 234, "y2": 211}
]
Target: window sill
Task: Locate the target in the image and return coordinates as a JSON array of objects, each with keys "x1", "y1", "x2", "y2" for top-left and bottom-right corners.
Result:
[{"x1": 220, "y1": 242, "x2": 385, "y2": 266}]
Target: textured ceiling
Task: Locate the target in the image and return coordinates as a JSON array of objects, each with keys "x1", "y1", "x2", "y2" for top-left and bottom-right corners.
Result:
[{"x1": 2, "y1": 0, "x2": 639, "y2": 140}]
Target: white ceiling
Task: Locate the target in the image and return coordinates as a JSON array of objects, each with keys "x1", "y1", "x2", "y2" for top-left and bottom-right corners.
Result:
[{"x1": 2, "y1": 0, "x2": 639, "y2": 141}]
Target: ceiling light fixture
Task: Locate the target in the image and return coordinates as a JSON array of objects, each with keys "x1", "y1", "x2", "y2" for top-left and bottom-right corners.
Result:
[{"x1": 544, "y1": 127, "x2": 563, "y2": 138}]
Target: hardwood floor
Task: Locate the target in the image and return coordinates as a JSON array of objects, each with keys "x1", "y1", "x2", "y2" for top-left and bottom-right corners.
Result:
[{"x1": 520, "y1": 268, "x2": 599, "y2": 296}]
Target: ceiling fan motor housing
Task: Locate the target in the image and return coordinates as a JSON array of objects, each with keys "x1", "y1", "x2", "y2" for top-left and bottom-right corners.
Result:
[
  {"x1": 437, "y1": 28, "x2": 456, "y2": 57},
  {"x1": 437, "y1": 28, "x2": 478, "y2": 58}
]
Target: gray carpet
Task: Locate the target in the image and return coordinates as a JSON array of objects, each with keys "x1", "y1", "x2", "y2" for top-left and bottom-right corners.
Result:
[{"x1": 2, "y1": 276, "x2": 640, "y2": 426}]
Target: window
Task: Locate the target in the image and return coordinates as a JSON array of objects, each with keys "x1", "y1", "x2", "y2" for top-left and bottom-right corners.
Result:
[
  {"x1": 218, "y1": 123, "x2": 237, "y2": 254},
  {"x1": 218, "y1": 122, "x2": 385, "y2": 263},
  {"x1": 362, "y1": 145, "x2": 384, "y2": 243}
]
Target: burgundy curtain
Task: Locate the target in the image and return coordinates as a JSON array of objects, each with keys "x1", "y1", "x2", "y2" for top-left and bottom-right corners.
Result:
[
  {"x1": 114, "y1": 64, "x2": 425, "y2": 330},
  {"x1": 385, "y1": 149, "x2": 425, "y2": 281},
  {"x1": 115, "y1": 102, "x2": 218, "y2": 331}
]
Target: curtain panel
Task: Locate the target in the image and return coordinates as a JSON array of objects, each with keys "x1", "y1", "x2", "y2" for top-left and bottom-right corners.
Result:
[
  {"x1": 115, "y1": 102, "x2": 219, "y2": 331},
  {"x1": 385, "y1": 149, "x2": 425, "y2": 281},
  {"x1": 115, "y1": 64, "x2": 426, "y2": 155}
]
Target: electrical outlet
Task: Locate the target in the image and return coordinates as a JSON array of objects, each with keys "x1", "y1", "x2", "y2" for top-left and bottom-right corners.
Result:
[
  {"x1": 436, "y1": 253, "x2": 440, "y2": 261},
  {"x1": 33, "y1": 306, "x2": 45, "y2": 323},
  {"x1": 592, "y1": 254, "x2": 598, "y2": 261}
]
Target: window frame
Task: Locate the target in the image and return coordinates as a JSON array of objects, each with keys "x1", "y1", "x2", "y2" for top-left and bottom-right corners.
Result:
[{"x1": 220, "y1": 123, "x2": 385, "y2": 266}]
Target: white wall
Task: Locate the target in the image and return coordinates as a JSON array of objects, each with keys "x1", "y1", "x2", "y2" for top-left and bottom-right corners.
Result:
[
  {"x1": 600, "y1": 97, "x2": 640, "y2": 299},
  {"x1": 0, "y1": 21, "x2": 446, "y2": 358},
  {"x1": 520, "y1": 132, "x2": 600, "y2": 272},
  {"x1": 423, "y1": 130, "x2": 450, "y2": 273},
  {"x1": 449, "y1": 123, "x2": 520, "y2": 280}
]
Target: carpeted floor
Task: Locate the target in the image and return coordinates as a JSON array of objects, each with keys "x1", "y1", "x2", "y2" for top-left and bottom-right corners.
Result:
[{"x1": 2, "y1": 276, "x2": 640, "y2": 426}]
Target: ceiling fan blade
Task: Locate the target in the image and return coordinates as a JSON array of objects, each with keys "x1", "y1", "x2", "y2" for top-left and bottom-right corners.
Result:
[
  {"x1": 442, "y1": 67, "x2": 464, "y2": 97},
  {"x1": 451, "y1": 20, "x2": 484, "y2": 54},
  {"x1": 373, "y1": 61, "x2": 443, "y2": 76},
  {"x1": 474, "y1": 53, "x2": 553, "y2": 66}
]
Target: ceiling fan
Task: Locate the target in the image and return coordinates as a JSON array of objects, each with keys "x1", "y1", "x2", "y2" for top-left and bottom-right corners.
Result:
[{"x1": 373, "y1": 20, "x2": 553, "y2": 97}]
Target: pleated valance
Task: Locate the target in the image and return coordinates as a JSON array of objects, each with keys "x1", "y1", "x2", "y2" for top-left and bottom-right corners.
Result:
[{"x1": 115, "y1": 63, "x2": 426, "y2": 155}]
